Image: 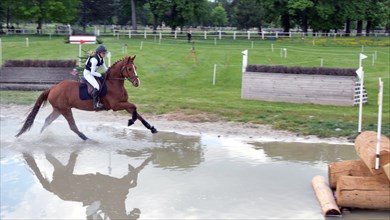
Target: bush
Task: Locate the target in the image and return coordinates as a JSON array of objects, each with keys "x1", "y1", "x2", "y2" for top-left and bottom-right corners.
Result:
[
  {"x1": 245, "y1": 65, "x2": 356, "y2": 76},
  {"x1": 4, "y1": 60, "x2": 77, "y2": 68}
]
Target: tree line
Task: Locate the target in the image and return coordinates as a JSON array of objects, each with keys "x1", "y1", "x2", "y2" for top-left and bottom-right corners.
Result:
[{"x1": 1, "y1": 0, "x2": 389, "y2": 35}]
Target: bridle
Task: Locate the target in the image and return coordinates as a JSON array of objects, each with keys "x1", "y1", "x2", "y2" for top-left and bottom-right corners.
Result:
[
  {"x1": 105, "y1": 60, "x2": 139, "y2": 85},
  {"x1": 120, "y1": 63, "x2": 139, "y2": 85}
]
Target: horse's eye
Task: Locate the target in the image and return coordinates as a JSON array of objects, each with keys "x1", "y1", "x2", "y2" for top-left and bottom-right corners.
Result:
[{"x1": 128, "y1": 67, "x2": 132, "y2": 71}]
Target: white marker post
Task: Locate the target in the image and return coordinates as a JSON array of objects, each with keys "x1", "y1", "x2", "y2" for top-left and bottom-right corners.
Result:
[
  {"x1": 375, "y1": 78, "x2": 384, "y2": 169},
  {"x1": 26, "y1": 38, "x2": 29, "y2": 47},
  {"x1": 107, "y1": 51, "x2": 111, "y2": 67},
  {"x1": 283, "y1": 48, "x2": 287, "y2": 58},
  {"x1": 140, "y1": 41, "x2": 143, "y2": 50},
  {"x1": 79, "y1": 44, "x2": 82, "y2": 66},
  {"x1": 213, "y1": 64, "x2": 217, "y2": 85},
  {"x1": 242, "y1": 50, "x2": 248, "y2": 73},
  {"x1": 0, "y1": 38, "x2": 2, "y2": 67},
  {"x1": 357, "y1": 53, "x2": 368, "y2": 133}
]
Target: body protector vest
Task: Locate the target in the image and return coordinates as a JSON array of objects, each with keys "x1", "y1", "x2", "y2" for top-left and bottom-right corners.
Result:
[{"x1": 85, "y1": 54, "x2": 104, "y2": 71}]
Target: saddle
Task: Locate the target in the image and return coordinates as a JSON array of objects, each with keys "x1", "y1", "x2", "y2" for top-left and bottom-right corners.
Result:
[{"x1": 79, "y1": 77, "x2": 107, "y2": 100}]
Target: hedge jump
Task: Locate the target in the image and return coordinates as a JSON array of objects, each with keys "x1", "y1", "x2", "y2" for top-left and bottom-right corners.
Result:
[
  {"x1": 0, "y1": 60, "x2": 78, "y2": 91},
  {"x1": 241, "y1": 65, "x2": 368, "y2": 106}
]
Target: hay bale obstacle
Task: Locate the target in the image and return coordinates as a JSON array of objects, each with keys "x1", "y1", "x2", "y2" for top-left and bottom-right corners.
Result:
[
  {"x1": 313, "y1": 131, "x2": 390, "y2": 216},
  {"x1": 0, "y1": 60, "x2": 78, "y2": 90},
  {"x1": 241, "y1": 65, "x2": 368, "y2": 106}
]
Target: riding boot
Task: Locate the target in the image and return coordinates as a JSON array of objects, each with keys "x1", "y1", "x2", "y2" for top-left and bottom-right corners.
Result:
[{"x1": 92, "y1": 88, "x2": 103, "y2": 110}]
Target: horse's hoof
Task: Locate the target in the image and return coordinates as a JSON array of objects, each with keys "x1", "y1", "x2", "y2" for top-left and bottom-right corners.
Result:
[
  {"x1": 151, "y1": 126, "x2": 158, "y2": 134},
  {"x1": 128, "y1": 119, "x2": 134, "y2": 126}
]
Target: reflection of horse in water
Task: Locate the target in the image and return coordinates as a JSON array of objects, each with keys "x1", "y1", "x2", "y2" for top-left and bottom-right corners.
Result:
[{"x1": 23, "y1": 151, "x2": 153, "y2": 220}]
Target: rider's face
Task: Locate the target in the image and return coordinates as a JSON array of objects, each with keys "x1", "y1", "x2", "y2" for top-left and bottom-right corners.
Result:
[{"x1": 99, "y1": 52, "x2": 106, "y2": 58}]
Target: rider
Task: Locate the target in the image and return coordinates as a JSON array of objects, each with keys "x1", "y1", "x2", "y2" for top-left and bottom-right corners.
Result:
[{"x1": 83, "y1": 45, "x2": 108, "y2": 110}]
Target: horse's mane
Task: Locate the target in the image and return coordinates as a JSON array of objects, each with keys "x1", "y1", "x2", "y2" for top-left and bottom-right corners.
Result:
[{"x1": 106, "y1": 56, "x2": 129, "y2": 74}]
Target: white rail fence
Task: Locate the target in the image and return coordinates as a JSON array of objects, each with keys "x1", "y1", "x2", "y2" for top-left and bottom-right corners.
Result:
[{"x1": 4, "y1": 28, "x2": 389, "y2": 39}]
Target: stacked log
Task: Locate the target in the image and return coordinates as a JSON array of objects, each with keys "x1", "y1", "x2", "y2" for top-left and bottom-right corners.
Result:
[
  {"x1": 336, "y1": 175, "x2": 390, "y2": 209},
  {"x1": 328, "y1": 160, "x2": 372, "y2": 189},
  {"x1": 354, "y1": 131, "x2": 390, "y2": 176},
  {"x1": 328, "y1": 131, "x2": 390, "y2": 210},
  {"x1": 312, "y1": 176, "x2": 341, "y2": 216}
]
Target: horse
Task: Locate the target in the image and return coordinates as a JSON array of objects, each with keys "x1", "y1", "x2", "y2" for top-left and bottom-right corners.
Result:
[{"x1": 15, "y1": 56, "x2": 158, "y2": 140}]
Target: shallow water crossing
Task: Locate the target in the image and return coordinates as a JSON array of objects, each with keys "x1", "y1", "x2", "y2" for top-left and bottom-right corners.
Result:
[{"x1": 1, "y1": 109, "x2": 389, "y2": 219}]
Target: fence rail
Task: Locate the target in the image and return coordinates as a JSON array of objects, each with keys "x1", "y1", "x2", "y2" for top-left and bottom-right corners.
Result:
[{"x1": 3, "y1": 28, "x2": 389, "y2": 39}]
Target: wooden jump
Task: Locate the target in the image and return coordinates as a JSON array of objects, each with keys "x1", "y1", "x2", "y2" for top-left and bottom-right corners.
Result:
[
  {"x1": 241, "y1": 72, "x2": 368, "y2": 106},
  {"x1": 314, "y1": 131, "x2": 390, "y2": 216},
  {"x1": 0, "y1": 66, "x2": 78, "y2": 90}
]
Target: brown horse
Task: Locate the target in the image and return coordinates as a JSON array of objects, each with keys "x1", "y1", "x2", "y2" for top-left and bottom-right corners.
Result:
[{"x1": 16, "y1": 56, "x2": 157, "y2": 140}]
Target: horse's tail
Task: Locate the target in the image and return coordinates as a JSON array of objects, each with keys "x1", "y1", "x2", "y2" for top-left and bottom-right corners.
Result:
[{"x1": 16, "y1": 89, "x2": 50, "y2": 137}]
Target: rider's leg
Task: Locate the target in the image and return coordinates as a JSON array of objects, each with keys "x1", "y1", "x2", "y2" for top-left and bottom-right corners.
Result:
[
  {"x1": 92, "y1": 88, "x2": 103, "y2": 109},
  {"x1": 84, "y1": 74, "x2": 103, "y2": 109}
]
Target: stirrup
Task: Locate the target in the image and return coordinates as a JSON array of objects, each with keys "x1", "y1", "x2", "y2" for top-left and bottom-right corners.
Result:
[{"x1": 94, "y1": 102, "x2": 104, "y2": 110}]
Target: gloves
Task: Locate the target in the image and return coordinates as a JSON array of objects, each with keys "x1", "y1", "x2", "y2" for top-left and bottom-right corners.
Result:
[{"x1": 93, "y1": 72, "x2": 102, "y2": 78}]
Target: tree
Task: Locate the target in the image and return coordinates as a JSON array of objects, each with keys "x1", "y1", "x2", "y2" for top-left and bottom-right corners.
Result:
[
  {"x1": 364, "y1": 0, "x2": 388, "y2": 34},
  {"x1": 213, "y1": 0, "x2": 234, "y2": 26},
  {"x1": 233, "y1": 0, "x2": 264, "y2": 31},
  {"x1": 263, "y1": 0, "x2": 291, "y2": 33},
  {"x1": 146, "y1": 0, "x2": 171, "y2": 32},
  {"x1": 3, "y1": 0, "x2": 78, "y2": 31},
  {"x1": 212, "y1": 3, "x2": 228, "y2": 27},
  {"x1": 287, "y1": 0, "x2": 314, "y2": 33},
  {"x1": 130, "y1": 0, "x2": 137, "y2": 30},
  {"x1": 78, "y1": 0, "x2": 114, "y2": 32},
  {"x1": 162, "y1": 0, "x2": 209, "y2": 32},
  {"x1": 0, "y1": 0, "x2": 24, "y2": 28},
  {"x1": 309, "y1": 0, "x2": 345, "y2": 34}
]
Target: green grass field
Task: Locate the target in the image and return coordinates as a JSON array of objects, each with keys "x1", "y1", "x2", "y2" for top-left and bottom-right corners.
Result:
[{"x1": 1, "y1": 35, "x2": 389, "y2": 139}]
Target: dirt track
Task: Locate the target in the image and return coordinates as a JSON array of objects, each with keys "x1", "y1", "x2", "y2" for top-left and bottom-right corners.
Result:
[{"x1": 1, "y1": 103, "x2": 351, "y2": 145}]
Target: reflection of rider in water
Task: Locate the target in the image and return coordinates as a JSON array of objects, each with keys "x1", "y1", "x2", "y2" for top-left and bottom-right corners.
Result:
[{"x1": 23, "y1": 151, "x2": 153, "y2": 220}]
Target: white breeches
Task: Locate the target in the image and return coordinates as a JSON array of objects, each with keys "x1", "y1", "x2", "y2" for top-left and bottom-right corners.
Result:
[{"x1": 83, "y1": 70, "x2": 100, "y2": 90}]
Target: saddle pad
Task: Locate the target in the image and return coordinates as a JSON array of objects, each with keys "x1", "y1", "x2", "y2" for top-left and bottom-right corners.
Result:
[{"x1": 79, "y1": 77, "x2": 108, "y2": 100}]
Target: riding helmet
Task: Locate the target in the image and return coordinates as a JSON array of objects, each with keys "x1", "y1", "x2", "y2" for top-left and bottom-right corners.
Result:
[{"x1": 96, "y1": 45, "x2": 108, "y2": 54}]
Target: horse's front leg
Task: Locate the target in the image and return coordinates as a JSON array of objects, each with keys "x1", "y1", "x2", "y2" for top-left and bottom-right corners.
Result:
[
  {"x1": 137, "y1": 113, "x2": 158, "y2": 134},
  {"x1": 112, "y1": 102, "x2": 158, "y2": 134}
]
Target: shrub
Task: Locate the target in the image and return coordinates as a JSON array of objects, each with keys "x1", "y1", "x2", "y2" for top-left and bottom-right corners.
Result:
[{"x1": 245, "y1": 64, "x2": 356, "y2": 76}]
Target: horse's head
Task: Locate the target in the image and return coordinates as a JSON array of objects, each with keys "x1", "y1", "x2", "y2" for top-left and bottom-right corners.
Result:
[{"x1": 120, "y1": 56, "x2": 140, "y2": 87}]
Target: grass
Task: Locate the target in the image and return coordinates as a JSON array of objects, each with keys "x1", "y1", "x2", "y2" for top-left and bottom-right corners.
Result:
[{"x1": 0, "y1": 35, "x2": 389, "y2": 140}]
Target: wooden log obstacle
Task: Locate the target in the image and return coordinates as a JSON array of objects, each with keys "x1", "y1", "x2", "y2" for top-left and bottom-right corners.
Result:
[
  {"x1": 0, "y1": 60, "x2": 78, "y2": 91},
  {"x1": 241, "y1": 65, "x2": 368, "y2": 106},
  {"x1": 312, "y1": 175, "x2": 342, "y2": 216},
  {"x1": 313, "y1": 131, "x2": 390, "y2": 216}
]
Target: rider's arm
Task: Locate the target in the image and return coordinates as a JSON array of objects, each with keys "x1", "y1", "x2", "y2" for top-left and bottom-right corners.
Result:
[
  {"x1": 101, "y1": 61, "x2": 108, "y2": 72},
  {"x1": 89, "y1": 58, "x2": 102, "y2": 77}
]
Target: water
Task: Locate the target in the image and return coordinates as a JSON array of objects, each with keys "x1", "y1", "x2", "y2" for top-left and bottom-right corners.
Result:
[{"x1": 1, "y1": 108, "x2": 389, "y2": 219}]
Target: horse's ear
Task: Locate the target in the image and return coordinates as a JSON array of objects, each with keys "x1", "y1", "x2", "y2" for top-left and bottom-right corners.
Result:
[
  {"x1": 126, "y1": 56, "x2": 132, "y2": 64},
  {"x1": 132, "y1": 55, "x2": 136, "y2": 60}
]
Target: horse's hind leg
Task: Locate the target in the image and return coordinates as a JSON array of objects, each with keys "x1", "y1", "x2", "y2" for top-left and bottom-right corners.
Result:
[
  {"x1": 40, "y1": 109, "x2": 61, "y2": 133},
  {"x1": 61, "y1": 109, "x2": 88, "y2": 140}
]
